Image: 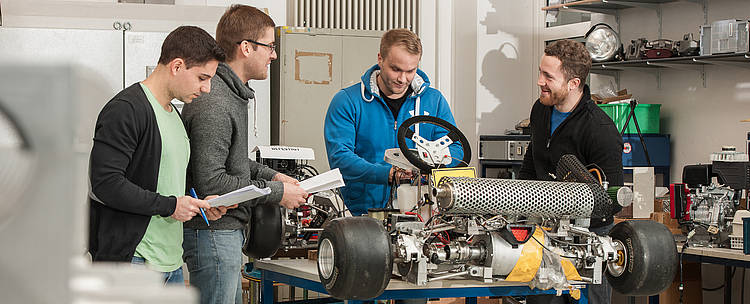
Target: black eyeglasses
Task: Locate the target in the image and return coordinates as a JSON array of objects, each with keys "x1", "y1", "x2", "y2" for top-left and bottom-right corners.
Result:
[{"x1": 237, "y1": 38, "x2": 277, "y2": 53}]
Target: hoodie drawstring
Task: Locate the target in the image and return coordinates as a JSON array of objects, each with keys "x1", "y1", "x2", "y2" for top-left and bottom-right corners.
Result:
[{"x1": 360, "y1": 82, "x2": 374, "y2": 102}]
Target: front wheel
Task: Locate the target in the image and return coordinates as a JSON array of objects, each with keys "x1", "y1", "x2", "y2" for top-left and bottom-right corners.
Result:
[
  {"x1": 317, "y1": 217, "x2": 392, "y2": 300},
  {"x1": 243, "y1": 203, "x2": 284, "y2": 258},
  {"x1": 605, "y1": 220, "x2": 678, "y2": 295}
]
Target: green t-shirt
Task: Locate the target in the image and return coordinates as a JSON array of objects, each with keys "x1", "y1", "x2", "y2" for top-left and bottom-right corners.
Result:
[{"x1": 134, "y1": 83, "x2": 190, "y2": 272}]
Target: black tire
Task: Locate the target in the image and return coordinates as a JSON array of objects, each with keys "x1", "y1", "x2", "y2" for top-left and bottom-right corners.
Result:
[
  {"x1": 243, "y1": 203, "x2": 284, "y2": 258},
  {"x1": 317, "y1": 217, "x2": 392, "y2": 300},
  {"x1": 605, "y1": 220, "x2": 678, "y2": 296}
]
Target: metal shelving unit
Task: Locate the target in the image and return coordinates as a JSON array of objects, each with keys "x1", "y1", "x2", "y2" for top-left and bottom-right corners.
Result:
[
  {"x1": 542, "y1": 0, "x2": 714, "y2": 88},
  {"x1": 591, "y1": 53, "x2": 750, "y2": 88},
  {"x1": 543, "y1": 0, "x2": 707, "y2": 39},
  {"x1": 542, "y1": 0, "x2": 680, "y2": 15}
]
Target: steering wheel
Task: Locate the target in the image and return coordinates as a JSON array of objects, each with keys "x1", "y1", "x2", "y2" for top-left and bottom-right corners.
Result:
[{"x1": 396, "y1": 115, "x2": 471, "y2": 173}]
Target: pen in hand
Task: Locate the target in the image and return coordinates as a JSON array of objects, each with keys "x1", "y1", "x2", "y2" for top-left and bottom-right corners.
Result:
[{"x1": 189, "y1": 188, "x2": 210, "y2": 226}]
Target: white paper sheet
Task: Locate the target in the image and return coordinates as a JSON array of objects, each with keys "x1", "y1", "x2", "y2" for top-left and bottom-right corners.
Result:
[
  {"x1": 207, "y1": 185, "x2": 271, "y2": 207},
  {"x1": 299, "y1": 168, "x2": 345, "y2": 193}
]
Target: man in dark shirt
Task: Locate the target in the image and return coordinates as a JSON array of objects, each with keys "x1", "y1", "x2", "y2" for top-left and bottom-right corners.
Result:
[{"x1": 520, "y1": 39, "x2": 624, "y2": 304}]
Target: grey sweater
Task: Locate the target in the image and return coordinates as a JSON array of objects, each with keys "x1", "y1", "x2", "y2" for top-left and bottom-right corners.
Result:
[{"x1": 182, "y1": 62, "x2": 284, "y2": 230}]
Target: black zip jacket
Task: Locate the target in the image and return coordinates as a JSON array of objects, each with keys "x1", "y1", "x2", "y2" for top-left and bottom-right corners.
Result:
[
  {"x1": 519, "y1": 85, "x2": 624, "y2": 228},
  {"x1": 88, "y1": 83, "x2": 178, "y2": 262}
]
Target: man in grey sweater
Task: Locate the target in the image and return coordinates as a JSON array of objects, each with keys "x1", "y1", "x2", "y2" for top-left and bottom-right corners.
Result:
[{"x1": 181, "y1": 5, "x2": 308, "y2": 304}]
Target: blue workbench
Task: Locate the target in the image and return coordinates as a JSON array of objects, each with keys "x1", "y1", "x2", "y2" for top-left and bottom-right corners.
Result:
[{"x1": 254, "y1": 259, "x2": 589, "y2": 304}]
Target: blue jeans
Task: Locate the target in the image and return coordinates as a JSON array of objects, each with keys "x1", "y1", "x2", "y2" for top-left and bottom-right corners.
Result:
[
  {"x1": 130, "y1": 256, "x2": 184, "y2": 286},
  {"x1": 183, "y1": 229, "x2": 245, "y2": 304}
]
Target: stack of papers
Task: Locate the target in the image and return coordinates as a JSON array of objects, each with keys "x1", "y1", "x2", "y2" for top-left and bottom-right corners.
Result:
[
  {"x1": 299, "y1": 168, "x2": 345, "y2": 193},
  {"x1": 207, "y1": 185, "x2": 271, "y2": 207}
]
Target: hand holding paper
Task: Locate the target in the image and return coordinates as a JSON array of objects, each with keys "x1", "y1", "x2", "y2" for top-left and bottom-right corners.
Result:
[
  {"x1": 299, "y1": 168, "x2": 345, "y2": 193},
  {"x1": 207, "y1": 185, "x2": 271, "y2": 208}
]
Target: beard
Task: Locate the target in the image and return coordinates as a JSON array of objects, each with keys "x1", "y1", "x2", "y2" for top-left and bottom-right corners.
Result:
[{"x1": 539, "y1": 86, "x2": 568, "y2": 107}]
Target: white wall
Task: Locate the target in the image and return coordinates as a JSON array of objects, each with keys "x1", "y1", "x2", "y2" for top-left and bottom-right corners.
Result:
[
  {"x1": 452, "y1": 0, "x2": 478, "y2": 166},
  {"x1": 449, "y1": 0, "x2": 539, "y2": 168},
  {"x1": 475, "y1": 0, "x2": 536, "y2": 138}
]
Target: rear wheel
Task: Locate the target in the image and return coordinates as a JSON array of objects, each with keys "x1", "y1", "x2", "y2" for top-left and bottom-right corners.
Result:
[
  {"x1": 243, "y1": 203, "x2": 284, "y2": 258},
  {"x1": 606, "y1": 220, "x2": 678, "y2": 295},
  {"x1": 317, "y1": 217, "x2": 392, "y2": 300}
]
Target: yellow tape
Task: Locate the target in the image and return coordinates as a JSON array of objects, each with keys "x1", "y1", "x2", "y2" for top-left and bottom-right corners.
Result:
[
  {"x1": 560, "y1": 258, "x2": 582, "y2": 281},
  {"x1": 430, "y1": 167, "x2": 476, "y2": 186},
  {"x1": 568, "y1": 288, "x2": 581, "y2": 300},
  {"x1": 505, "y1": 227, "x2": 544, "y2": 282}
]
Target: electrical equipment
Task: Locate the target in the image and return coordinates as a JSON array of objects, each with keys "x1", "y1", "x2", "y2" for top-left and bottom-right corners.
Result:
[
  {"x1": 625, "y1": 38, "x2": 648, "y2": 60},
  {"x1": 644, "y1": 39, "x2": 675, "y2": 59},
  {"x1": 585, "y1": 23, "x2": 623, "y2": 62},
  {"x1": 479, "y1": 135, "x2": 530, "y2": 161},
  {"x1": 253, "y1": 145, "x2": 317, "y2": 181},
  {"x1": 700, "y1": 19, "x2": 750, "y2": 56},
  {"x1": 676, "y1": 33, "x2": 700, "y2": 56},
  {"x1": 671, "y1": 150, "x2": 749, "y2": 248},
  {"x1": 671, "y1": 181, "x2": 739, "y2": 247}
]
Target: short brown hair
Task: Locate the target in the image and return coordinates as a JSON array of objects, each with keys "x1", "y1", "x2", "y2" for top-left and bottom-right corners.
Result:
[
  {"x1": 158, "y1": 26, "x2": 225, "y2": 68},
  {"x1": 216, "y1": 4, "x2": 276, "y2": 60},
  {"x1": 380, "y1": 28, "x2": 422, "y2": 59},
  {"x1": 544, "y1": 39, "x2": 591, "y2": 89}
]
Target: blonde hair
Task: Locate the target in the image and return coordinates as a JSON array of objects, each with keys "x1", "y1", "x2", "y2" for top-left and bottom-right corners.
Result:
[{"x1": 380, "y1": 28, "x2": 422, "y2": 59}]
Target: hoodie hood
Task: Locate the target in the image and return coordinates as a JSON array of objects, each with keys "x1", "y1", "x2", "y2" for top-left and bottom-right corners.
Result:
[
  {"x1": 359, "y1": 64, "x2": 430, "y2": 102},
  {"x1": 215, "y1": 62, "x2": 255, "y2": 102}
]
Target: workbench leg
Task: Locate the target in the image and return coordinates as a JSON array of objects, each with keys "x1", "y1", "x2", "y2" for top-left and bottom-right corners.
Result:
[
  {"x1": 578, "y1": 286, "x2": 589, "y2": 304},
  {"x1": 725, "y1": 266, "x2": 732, "y2": 304},
  {"x1": 465, "y1": 297, "x2": 478, "y2": 304},
  {"x1": 260, "y1": 270, "x2": 274, "y2": 304},
  {"x1": 648, "y1": 295, "x2": 659, "y2": 304}
]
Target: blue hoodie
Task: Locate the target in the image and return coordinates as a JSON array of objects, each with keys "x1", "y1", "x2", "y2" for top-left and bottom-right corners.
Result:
[{"x1": 324, "y1": 64, "x2": 462, "y2": 216}]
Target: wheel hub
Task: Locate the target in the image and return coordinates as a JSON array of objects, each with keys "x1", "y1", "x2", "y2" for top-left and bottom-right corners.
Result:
[
  {"x1": 319, "y1": 238, "x2": 335, "y2": 279},
  {"x1": 607, "y1": 239, "x2": 627, "y2": 277}
]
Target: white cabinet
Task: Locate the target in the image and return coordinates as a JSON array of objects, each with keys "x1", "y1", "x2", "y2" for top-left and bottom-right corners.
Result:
[{"x1": 271, "y1": 28, "x2": 384, "y2": 171}]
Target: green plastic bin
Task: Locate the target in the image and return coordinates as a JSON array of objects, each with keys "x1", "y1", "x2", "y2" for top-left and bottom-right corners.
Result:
[{"x1": 597, "y1": 103, "x2": 661, "y2": 134}]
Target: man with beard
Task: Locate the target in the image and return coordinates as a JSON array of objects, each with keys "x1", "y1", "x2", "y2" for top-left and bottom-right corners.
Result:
[{"x1": 519, "y1": 39, "x2": 623, "y2": 304}]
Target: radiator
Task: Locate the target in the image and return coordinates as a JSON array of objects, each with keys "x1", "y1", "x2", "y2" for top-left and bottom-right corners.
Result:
[{"x1": 289, "y1": 0, "x2": 419, "y2": 34}]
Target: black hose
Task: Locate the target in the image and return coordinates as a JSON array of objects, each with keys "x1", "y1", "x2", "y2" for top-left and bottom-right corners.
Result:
[
  {"x1": 702, "y1": 267, "x2": 735, "y2": 291},
  {"x1": 742, "y1": 268, "x2": 746, "y2": 304}
]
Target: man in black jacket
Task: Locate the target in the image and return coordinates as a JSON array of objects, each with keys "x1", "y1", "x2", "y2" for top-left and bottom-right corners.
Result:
[
  {"x1": 520, "y1": 39, "x2": 623, "y2": 304},
  {"x1": 88, "y1": 26, "x2": 227, "y2": 285}
]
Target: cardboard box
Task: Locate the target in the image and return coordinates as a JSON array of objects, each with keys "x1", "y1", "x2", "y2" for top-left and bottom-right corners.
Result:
[
  {"x1": 659, "y1": 262, "x2": 702, "y2": 304},
  {"x1": 650, "y1": 211, "x2": 682, "y2": 235}
]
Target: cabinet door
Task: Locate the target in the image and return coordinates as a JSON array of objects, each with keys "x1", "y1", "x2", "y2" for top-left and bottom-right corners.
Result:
[
  {"x1": 0, "y1": 27, "x2": 123, "y2": 96},
  {"x1": 277, "y1": 33, "x2": 344, "y2": 171},
  {"x1": 124, "y1": 31, "x2": 169, "y2": 89},
  {"x1": 341, "y1": 35, "x2": 381, "y2": 89}
]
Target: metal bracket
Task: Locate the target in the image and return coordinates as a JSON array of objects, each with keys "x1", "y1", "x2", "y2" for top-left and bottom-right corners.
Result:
[
  {"x1": 590, "y1": 68, "x2": 621, "y2": 90},
  {"x1": 646, "y1": 61, "x2": 706, "y2": 88},
  {"x1": 682, "y1": 0, "x2": 709, "y2": 24},
  {"x1": 657, "y1": 6, "x2": 663, "y2": 39}
]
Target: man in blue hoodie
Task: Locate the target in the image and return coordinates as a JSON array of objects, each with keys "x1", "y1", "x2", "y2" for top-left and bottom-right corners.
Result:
[{"x1": 324, "y1": 28, "x2": 461, "y2": 217}]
